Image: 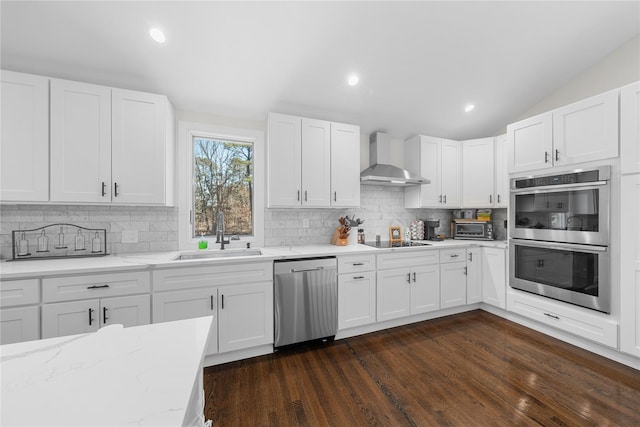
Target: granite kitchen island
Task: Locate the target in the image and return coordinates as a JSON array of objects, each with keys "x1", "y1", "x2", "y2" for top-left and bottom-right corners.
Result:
[{"x1": 1, "y1": 316, "x2": 213, "y2": 426}]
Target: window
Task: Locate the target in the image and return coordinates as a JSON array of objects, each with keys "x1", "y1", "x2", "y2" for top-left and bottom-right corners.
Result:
[
  {"x1": 178, "y1": 121, "x2": 264, "y2": 250},
  {"x1": 193, "y1": 137, "x2": 253, "y2": 237}
]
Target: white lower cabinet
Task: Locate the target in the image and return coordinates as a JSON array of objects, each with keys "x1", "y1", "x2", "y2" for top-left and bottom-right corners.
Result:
[
  {"x1": 440, "y1": 262, "x2": 467, "y2": 309},
  {"x1": 41, "y1": 294, "x2": 150, "y2": 339},
  {"x1": 376, "y1": 251, "x2": 440, "y2": 322},
  {"x1": 338, "y1": 254, "x2": 376, "y2": 330},
  {"x1": 153, "y1": 288, "x2": 218, "y2": 355},
  {"x1": 466, "y1": 248, "x2": 482, "y2": 304},
  {"x1": 482, "y1": 247, "x2": 507, "y2": 309},
  {"x1": 151, "y1": 262, "x2": 273, "y2": 356},
  {"x1": 0, "y1": 306, "x2": 40, "y2": 345}
]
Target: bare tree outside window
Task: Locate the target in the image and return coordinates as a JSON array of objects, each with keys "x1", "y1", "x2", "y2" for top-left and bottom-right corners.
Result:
[{"x1": 193, "y1": 137, "x2": 253, "y2": 237}]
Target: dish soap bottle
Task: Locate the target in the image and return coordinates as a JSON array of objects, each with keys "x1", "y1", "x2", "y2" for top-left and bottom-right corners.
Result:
[{"x1": 198, "y1": 234, "x2": 208, "y2": 250}]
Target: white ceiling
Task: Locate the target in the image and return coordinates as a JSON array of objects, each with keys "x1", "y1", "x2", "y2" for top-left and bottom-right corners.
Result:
[{"x1": 2, "y1": 1, "x2": 639, "y2": 140}]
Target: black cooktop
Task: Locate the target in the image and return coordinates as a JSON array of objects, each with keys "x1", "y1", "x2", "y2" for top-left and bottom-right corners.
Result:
[{"x1": 363, "y1": 240, "x2": 431, "y2": 248}]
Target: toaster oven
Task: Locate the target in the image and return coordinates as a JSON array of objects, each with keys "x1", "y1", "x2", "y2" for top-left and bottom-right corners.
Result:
[{"x1": 453, "y1": 221, "x2": 494, "y2": 240}]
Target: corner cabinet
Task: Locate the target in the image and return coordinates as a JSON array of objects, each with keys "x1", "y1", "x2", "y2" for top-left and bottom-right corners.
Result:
[
  {"x1": 620, "y1": 174, "x2": 640, "y2": 357},
  {"x1": 267, "y1": 112, "x2": 360, "y2": 208},
  {"x1": 404, "y1": 135, "x2": 461, "y2": 208},
  {"x1": 50, "y1": 79, "x2": 175, "y2": 205},
  {"x1": 507, "y1": 89, "x2": 619, "y2": 174},
  {"x1": 0, "y1": 70, "x2": 50, "y2": 202}
]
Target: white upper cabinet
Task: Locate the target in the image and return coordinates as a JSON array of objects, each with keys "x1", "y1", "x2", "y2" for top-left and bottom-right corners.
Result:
[
  {"x1": 507, "y1": 90, "x2": 619, "y2": 173},
  {"x1": 552, "y1": 90, "x2": 618, "y2": 166},
  {"x1": 507, "y1": 112, "x2": 553, "y2": 173},
  {"x1": 0, "y1": 70, "x2": 49, "y2": 202},
  {"x1": 267, "y1": 112, "x2": 360, "y2": 208},
  {"x1": 620, "y1": 81, "x2": 640, "y2": 174},
  {"x1": 48, "y1": 78, "x2": 174, "y2": 205},
  {"x1": 330, "y1": 122, "x2": 360, "y2": 207},
  {"x1": 112, "y1": 88, "x2": 173, "y2": 205},
  {"x1": 404, "y1": 135, "x2": 460, "y2": 208},
  {"x1": 494, "y1": 134, "x2": 509, "y2": 207},
  {"x1": 267, "y1": 112, "x2": 302, "y2": 207},
  {"x1": 462, "y1": 137, "x2": 495, "y2": 208},
  {"x1": 301, "y1": 118, "x2": 331, "y2": 206},
  {"x1": 50, "y1": 79, "x2": 112, "y2": 203}
]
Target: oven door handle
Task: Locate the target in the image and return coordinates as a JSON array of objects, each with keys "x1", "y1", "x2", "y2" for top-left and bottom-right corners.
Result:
[
  {"x1": 510, "y1": 239, "x2": 607, "y2": 253},
  {"x1": 510, "y1": 181, "x2": 608, "y2": 194}
]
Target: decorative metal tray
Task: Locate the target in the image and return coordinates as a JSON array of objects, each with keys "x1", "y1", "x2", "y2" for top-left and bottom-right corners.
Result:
[{"x1": 11, "y1": 223, "x2": 107, "y2": 261}]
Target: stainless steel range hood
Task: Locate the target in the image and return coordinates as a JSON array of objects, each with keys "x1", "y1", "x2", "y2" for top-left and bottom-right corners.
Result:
[{"x1": 360, "y1": 132, "x2": 429, "y2": 186}]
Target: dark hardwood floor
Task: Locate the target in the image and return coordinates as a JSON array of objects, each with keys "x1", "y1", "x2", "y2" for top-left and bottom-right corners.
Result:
[{"x1": 204, "y1": 310, "x2": 640, "y2": 426}]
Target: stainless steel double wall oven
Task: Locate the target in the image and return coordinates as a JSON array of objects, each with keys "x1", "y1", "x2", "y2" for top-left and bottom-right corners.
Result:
[{"x1": 509, "y1": 166, "x2": 611, "y2": 313}]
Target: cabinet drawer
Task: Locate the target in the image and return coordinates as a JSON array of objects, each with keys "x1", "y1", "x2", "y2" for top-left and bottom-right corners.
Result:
[
  {"x1": 440, "y1": 248, "x2": 467, "y2": 263},
  {"x1": 338, "y1": 254, "x2": 376, "y2": 274},
  {"x1": 153, "y1": 261, "x2": 273, "y2": 291},
  {"x1": 377, "y1": 250, "x2": 439, "y2": 270},
  {"x1": 508, "y1": 291, "x2": 618, "y2": 348},
  {"x1": 42, "y1": 271, "x2": 150, "y2": 303},
  {"x1": 0, "y1": 279, "x2": 40, "y2": 307}
]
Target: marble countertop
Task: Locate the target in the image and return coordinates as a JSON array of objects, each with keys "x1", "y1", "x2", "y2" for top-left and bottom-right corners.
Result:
[
  {"x1": 1, "y1": 316, "x2": 213, "y2": 426},
  {"x1": 0, "y1": 240, "x2": 507, "y2": 279}
]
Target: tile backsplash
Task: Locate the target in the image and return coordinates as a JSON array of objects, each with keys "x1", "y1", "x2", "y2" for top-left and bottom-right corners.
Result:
[
  {"x1": 0, "y1": 187, "x2": 507, "y2": 259},
  {"x1": 0, "y1": 205, "x2": 178, "y2": 260}
]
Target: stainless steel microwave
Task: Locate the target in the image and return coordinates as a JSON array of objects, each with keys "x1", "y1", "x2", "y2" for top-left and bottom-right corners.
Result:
[{"x1": 453, "y1": 221, "x2": 493, "y2": 240}]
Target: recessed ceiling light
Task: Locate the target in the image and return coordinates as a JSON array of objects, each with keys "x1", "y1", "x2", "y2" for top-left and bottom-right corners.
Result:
[
  {"x1": 149, "y1": 28, "x2": 166, "y2": 44},
  {"x1": 348, "y1": 75, "x2": 359, "y2": 86},
  {"x1": 464, "y1": 104, "x2": 475, "y2": 113}
]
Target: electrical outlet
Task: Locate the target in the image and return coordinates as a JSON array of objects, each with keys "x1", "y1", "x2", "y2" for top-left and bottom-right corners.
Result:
[
  {"x1": 122, "y1": 230, "x2": 139, "y2": 244},
  {"x1": 302, "y1": 219, "x2": 309, "y2": 228}
]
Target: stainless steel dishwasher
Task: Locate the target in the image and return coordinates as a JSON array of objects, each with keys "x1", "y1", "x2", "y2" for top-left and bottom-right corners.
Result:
[{"x1": 274, "y1": 257, "x2": 337, "y2": 348}]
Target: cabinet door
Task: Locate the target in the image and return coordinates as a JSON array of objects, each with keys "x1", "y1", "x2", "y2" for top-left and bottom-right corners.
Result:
[
  {"x1": 330, "y1": 122, "x2": 360, "y2": 207},
  {"x1": 482, "y1": 247, "x2": 506, "y2": 309},
  {"x1": 410, "y1": 265, "x2": 440, "y2": 314},
  {"x1": 507, "y1": 112, "x2": 553, "y2": 173},
  {"x1": 620, "y1": 82, "x2": 640, "y2": 174},
  {"x1": 440, "y1": 262, "x2": 467, "y2": 309},
  {"x1": 440, "y1": 139, "x2": 461, "y2": 207},
  {"x1": 42, "y1": 299, "x2": 100, "y2": 339},
  {"x1": 494, "y1": 134, "x2": 509, "y2": 207},
  {"x1": 0, "y1": 70, "x2": 49, "y2": 202},
  {"x1": 101, "y1": 294, "x2": 150, "y2": 328},
  {"x1": 152, "y1": 288, "x2": 217, "y2": 354},
  {"x1": 404, "y1": 135, "x2": 441, "y2": 208},
  {"x1": 301, "y1": 118, "x2": 331, "y2": 206},
  {"x1": 50, "y1": 79, "x2": 111, "y2": 203},
  {"x1": 620, "y1": 174, "x2": 640, "y2": 357},
  {"x1": 111, "y1": 89, "x2": 167, "y2": 204},
  {"x1": 338, "y1": 271, "x2": 376, "y2": 329},
  {"x1": 376, "y1": 268, "x2": 411, "y2": 321},
  {"x1": 462, "y1": 138, "x2": 495, "y2": 207},
  {"x1": 267, "y1": 113, "x2": 301, "y2": 207},
  {"x1": 553, "y1": 90, "x2": 618, "y2": 166},
  {"x1": 466, "y1": 248, "x2": 482, "y2": 304},
  {"x1": 218, "y1": 282, "x2": 273, "y2": 353},
  {"x1": 0, "y1": 306, "x2": 39, "y2": 344}
]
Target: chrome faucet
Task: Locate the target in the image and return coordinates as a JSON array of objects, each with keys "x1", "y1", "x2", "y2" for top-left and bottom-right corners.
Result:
[{"x1": 216, "y1": 210, "x2": 229, "y2": 249}]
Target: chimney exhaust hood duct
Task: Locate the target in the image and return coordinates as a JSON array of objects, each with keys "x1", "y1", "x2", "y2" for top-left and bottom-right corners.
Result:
[{"x1": 360, "y1": 132, "x2": 429, "y2": 186}]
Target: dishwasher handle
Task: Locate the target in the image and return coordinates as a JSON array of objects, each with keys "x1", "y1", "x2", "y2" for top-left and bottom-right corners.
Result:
[{"x1": 290, "y1": 267, "x2": 325, "y2": 273}]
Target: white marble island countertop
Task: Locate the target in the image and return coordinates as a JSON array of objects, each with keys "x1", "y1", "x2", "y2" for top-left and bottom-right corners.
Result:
[{"x1": 1, "y1": 316, "x2": 213, "y2": 426}]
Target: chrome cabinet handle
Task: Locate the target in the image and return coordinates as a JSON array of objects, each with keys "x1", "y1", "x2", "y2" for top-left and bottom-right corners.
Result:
[
  {"x1": 297, "y1": 190, "x2": 300, "y2": 201},
  {"x1": 210, "y1": 295, "x2": 214, "y2": 310},
  {"x1": 489, "y1": 194, "x2": 492, "y2": 203},
  {"x1": 103, "y1": 306, "x2": 109, "y2": 323},
  {"x1": 352, "y1": 262, "x2": 364, "y2": 266},
  {"x1": 468, "y1": 252, "x2": 473, "y2": 262},
  {"x1": 334, "y1": 191, "x2": 337, "y2": 202},
  {"x1": 88, "y1": 308, "x2": 95, "y2": 326},
  {"x1": 497, "y1": 194, "x2": 501, "y2": 203},
  {"x1": 87, "y1": 284, "x2": 109, "y2": 289},
  {"x1": 439, "y1": 195, "x2": 442, "y2": 204},
  {"x1": 544, "y1": 312, "x2": 560, "y2": 320},
  {"x1": 101, "y1": 181, "x2": 106, "y2": 197},
  {"x1": 412, "y1": 272, "x2": 416, "y2": 282},
  {"x1": 443, "y1": 194, "x2": 447, "y2": 204},
  {"x1": 544, "y1": 151, "x2": 549, "y2": 163},
  {"x1": 406, "y1": 273, "x2": 411, "y2": 284},
  {"x1": 463, "y1": 266, "x2": 467, "y2": 276},
  {"x1": 450, "y1": 254, "x2": 459, "y2": 258},
  {"x1": 221, "y1": 295, "x2": 224, "y2": 309},
  {"x1": 555, "y1": 149, "x2": 560, "y2": 162},
  {"x1": 304, "y1": 190, "x2": 308, "y2": 202},
  {"x1": 114, "y1": 182, "x2": 119, "y2": 197},
  {"x1": 354, "y1": 275, "x2": 365, "y2": 280}
]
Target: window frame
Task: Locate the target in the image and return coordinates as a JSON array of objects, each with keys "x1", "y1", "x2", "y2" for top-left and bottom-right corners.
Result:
[{"x1": 177, "y1": 121, "x2": 264, "y2": 251}]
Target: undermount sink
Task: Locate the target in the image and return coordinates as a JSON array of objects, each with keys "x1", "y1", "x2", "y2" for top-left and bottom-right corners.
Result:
[{"x1": 172, "y1": 249, "x2": 262, "y2": 261}]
